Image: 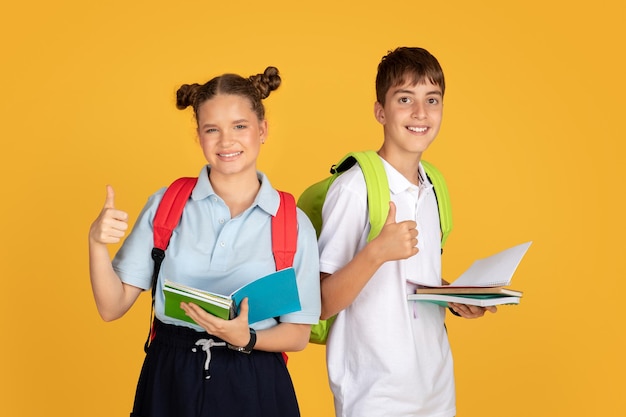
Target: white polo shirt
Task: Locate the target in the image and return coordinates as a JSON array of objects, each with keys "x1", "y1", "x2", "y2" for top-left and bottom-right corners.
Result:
[{"x1": 318, "y1": 157, "x2": 456, "y2": 417}]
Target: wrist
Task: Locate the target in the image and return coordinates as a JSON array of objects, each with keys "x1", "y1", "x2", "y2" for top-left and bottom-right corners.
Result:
[
  {"x1": 228, "y1": 328, "x2": 256, "y2": 354},
  {"x1": 360, "y1": 242, "x2": 387, "y2": 269},
  {"x1": 448, "y1": 307, "x2": 462, "y2": 317}
]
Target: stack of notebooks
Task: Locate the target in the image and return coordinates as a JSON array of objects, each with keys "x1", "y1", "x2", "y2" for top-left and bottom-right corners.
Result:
[{"x1": 408, "y1": 241, "x2": 531, "y2": 307}]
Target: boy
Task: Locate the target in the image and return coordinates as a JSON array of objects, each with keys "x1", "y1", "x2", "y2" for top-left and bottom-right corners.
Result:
[{"x1": 317, "y1": 47, "x2": 495, "y2": 417}]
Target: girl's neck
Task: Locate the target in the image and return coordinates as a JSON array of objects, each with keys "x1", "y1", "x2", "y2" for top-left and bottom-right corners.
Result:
[{"x1": 209, "y1": 171, "x2": 261, "y2": 218}]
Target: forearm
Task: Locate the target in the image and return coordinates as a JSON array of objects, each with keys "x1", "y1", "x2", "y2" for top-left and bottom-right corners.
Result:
[
  {"x1": 254, "y1": 322, "x2": 311, "y2": 352},
  {"x1": 320, "y1": 242, "x2": 385, "y2": 319},
  {"x1": 89, "y1": 240, "x2": 141, "y2": 321}
]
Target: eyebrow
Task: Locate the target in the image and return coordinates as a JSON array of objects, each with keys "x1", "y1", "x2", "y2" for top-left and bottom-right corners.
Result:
[
  {"x1": 392, "y1": 88, "x2": 442, "y2": 97},
  {"x1": 199, "y1": 118, "x2": 250, "y2": 128}
]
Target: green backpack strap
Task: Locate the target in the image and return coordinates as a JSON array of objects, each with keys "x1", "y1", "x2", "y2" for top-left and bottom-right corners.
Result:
[
  {"x1": 421, "y1": 160, "x2": 453, "y2": 247},
  {"x1": 297, "y1": 150, "x2": 390, "y2": 242},
  {"x1": 332, "y1": 150, "x2": 390, "y2": 242}
]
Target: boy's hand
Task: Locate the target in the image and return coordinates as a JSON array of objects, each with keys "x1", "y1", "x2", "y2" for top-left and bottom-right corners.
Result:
[
  {"x1": 89, "y1": 185, "x2": 129, "y2": 245},
  {"x1": 374, "y1": 202, "x2": 419, "y2": 261},
  {"x1": 181, "y1": 298, "x2": 252, "y2": 347},
  {"x1": 448, "y1": 302, "x2": 497, "y2": 318}
]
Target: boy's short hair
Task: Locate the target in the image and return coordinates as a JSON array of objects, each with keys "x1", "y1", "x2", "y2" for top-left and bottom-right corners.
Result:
[{"x1": 375, "y1": 47, "x2": 445, "y2": 106}]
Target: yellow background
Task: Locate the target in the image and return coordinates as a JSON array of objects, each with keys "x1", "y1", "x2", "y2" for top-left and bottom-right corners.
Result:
[{"x1": 1, "y1": 0, "x2": 624, "y2": 416}]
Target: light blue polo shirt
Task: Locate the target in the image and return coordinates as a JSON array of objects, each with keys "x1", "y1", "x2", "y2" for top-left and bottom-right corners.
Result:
[{"x1": 113, "y1": 165, "x2": 321, "y2": 331}]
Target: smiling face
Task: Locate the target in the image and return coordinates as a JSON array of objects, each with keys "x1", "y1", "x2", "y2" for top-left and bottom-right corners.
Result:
[
  {"x1": 196, "y1": 93, "x2": 267, "y2": 181},
  {"x1": 374, "y1": 78, "x2": 443, "y2": 158}
]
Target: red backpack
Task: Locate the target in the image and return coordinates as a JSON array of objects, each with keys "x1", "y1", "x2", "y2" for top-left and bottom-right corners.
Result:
[{"x1": 145, "y1": 177, "x2": 298, "y2": 356}]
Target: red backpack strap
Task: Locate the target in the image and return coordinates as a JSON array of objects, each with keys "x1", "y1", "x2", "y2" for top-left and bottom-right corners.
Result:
[
  {"x1": 272, "y1": 191, "x2": 297, "y2": 270},
  {"x1": 146, "y1": 177, "x2": 197, "y2": 352},
  {"x1": 151, "y1": 176, "x2": 197, "y2": 299},
  {"x1": 272, "y1": 191, "x2": 298, "y2": 366},
  {"x1": 153, "y1": 177, "x2": 199, "y2": 251}
]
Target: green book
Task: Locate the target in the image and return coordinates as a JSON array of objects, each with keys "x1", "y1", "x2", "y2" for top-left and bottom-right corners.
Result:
[{"x1": 163, "y1": 267, "x2": 302, "y2": 325}]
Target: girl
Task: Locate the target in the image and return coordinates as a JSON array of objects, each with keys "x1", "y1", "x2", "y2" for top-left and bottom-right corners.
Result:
[{"x1": 88, "y1": 66, "x2": 320, "y2": 417}]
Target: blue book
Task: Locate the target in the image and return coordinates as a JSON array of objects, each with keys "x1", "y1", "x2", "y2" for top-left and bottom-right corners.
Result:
[{"x1": 163, "y1": 267, "x2": 301, "y2": 324}]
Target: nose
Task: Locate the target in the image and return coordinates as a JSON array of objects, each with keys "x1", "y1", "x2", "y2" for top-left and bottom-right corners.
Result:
[
  {"x1": 218, "y1": 130, "x2": 235, "y2": 146},
  {"x1": 412, "y1": 103, "x2": 426, "y2": 119}
]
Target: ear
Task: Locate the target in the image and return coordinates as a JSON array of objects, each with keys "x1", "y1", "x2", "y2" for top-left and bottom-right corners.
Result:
[
  {"x1": 374, "y1": 101, "x2": 386, "y2": 125},
  {"x1": 259, "y1": 119, "x2": 268, "y2": 144}
]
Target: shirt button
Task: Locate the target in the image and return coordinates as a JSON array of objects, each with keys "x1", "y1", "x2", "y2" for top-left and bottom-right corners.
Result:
[
  {"x1": 219, "y1": 218, "x2": 225, "y2": 224},
  {"x1": 220, "y1": 242, "x2": 225, "y2": 247}
]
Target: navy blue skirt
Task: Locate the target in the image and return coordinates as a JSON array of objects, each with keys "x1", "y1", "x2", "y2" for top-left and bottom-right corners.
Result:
[{"x1": 130, "y1": 320, "x2": 300, "y2": 417}]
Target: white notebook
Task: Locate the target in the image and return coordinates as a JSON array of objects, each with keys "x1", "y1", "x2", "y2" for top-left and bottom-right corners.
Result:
[{"x1": 450, "y1": 241, "x2": 532, "y2": 287}]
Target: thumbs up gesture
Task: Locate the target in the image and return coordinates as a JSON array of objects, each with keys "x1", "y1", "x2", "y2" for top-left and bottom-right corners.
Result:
[
  {"x1": 89, "y1": 185, "x2": 129, "y2": 245},
  {"x1": 374, "y1": 201, "x2": 419, "y2": 262}
]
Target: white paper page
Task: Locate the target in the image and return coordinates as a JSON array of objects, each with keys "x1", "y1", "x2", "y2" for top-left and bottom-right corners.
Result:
[{"x1": 451, "y1": 241, "x2": 532, "y2": 287}]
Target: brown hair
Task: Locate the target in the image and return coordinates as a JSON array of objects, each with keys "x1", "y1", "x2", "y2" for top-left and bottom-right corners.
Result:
[
  {"x1": 375, "y1": 47, "x2": 445, "y2": 106},
  {"x1": 176, "y1": 66, "x2": 281, "y2": 123}
]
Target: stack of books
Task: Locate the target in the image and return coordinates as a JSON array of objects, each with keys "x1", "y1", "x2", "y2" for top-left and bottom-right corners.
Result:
[
  {"x1": 408, "y1": 241, "x2": 531, "y2": 307},
  {"x1": 163, "y1": 267, "x2": 302, "y2": 325}
]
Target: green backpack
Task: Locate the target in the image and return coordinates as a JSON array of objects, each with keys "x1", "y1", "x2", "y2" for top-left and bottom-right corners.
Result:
[{"x1": 297, "y1": 150, "x2": 453, "y2": 344}]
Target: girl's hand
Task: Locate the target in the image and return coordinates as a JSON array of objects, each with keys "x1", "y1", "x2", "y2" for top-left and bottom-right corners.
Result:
[
  {"x1": 181, "y1": 298, "x2": 252, "y2": 347},
  {"x1": 89, "y1": 185, "x2": 129, "y2": 245}
]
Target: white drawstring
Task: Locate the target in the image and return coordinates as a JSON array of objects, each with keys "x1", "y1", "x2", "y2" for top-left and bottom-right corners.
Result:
[{"x1": 192, "y1": 338, "x2": 226, "y2": 379}]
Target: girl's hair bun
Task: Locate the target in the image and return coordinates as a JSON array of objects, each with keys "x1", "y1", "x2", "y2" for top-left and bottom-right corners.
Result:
[
  {"x1": 249, "y1": 66, "x2": 281, "y2": 99},
  {"x1": 176, "y1": 83, "x2": 201, "y2": 110}
]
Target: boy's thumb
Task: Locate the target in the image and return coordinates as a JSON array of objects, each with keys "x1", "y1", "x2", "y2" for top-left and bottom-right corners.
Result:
[{"x1": 385, "y1": 201, "x2": 397, "y2": 225}]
